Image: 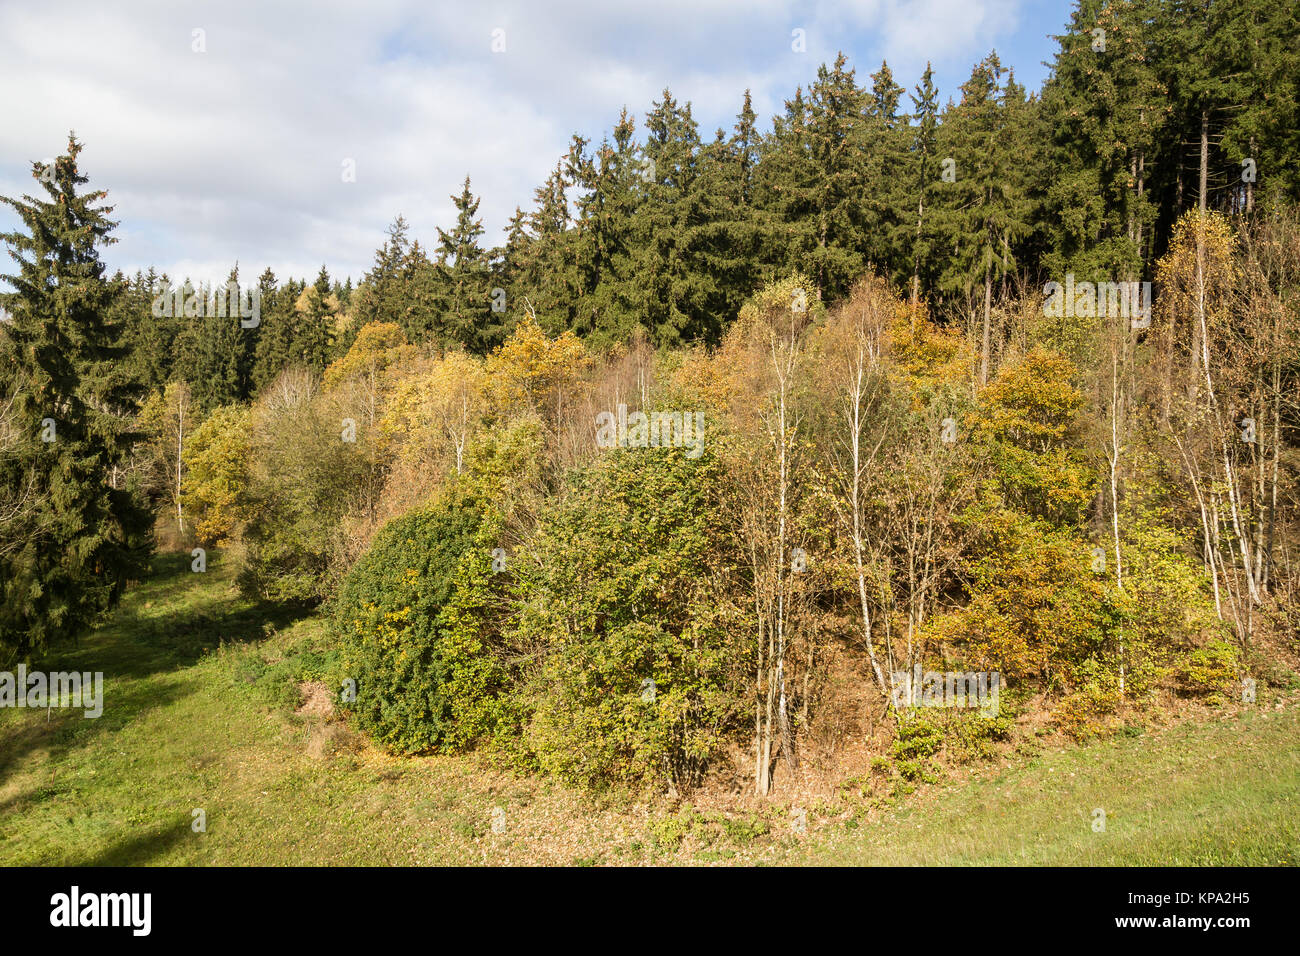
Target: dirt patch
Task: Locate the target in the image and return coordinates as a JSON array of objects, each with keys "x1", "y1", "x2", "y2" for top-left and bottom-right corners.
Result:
[
  {"x1": 307, "y1": 721, "x2": 360, "y2": 760},
  {"x1": 295, "y1": 681, "x2": 335, "y2": 719},
  {"x1": 295, "y1": 681, "x2": 362, "y2": 759}
]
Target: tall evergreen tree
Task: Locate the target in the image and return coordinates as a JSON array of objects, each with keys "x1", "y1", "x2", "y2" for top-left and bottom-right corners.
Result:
[
  {"x1": 1216, "y1": 0, "x2": 1300, "y2": 210},
  {"x1": 758, "y1": 54, "x2": 869, "y2": 300},
  {"x1": 433, "y1": 177, "x2": 495, "y2": 351},
  {"x1": 0, "y1": 135, "x2": 152, "y2": 661},
  {"x1": 699, "y1": 117, "x2": 764, "y2": 330},
  {"x1": 718, "y1": 91, "x2": 769, "y2": 318},
  {"x1": 905, "y1": 62, "x2": 941, "y2": 306},
  {"x1": 355, "y1": 216, "x2": 417, "y2": 339},
  {"x1": 733, "y1": 90, "x2": 760, "y2": 207},
  {"x1": 629, "y1": 91, "x2": 718, "y2": 345},
  {"x1": 251, "y1": 268, "x2": 293, "y2": 393},
  {"x1": 864, "y1": 59, "x2": 911, "y2": 283},
  {"x1": 520, "y1": 160, "x2": 580, "y2": 331},
  {"x1": 933, "y1": 54, "x2": 1036, "y2": 382},
  {"x1": 565, "y1": 117, "x2": 641, "y2": 340},
  {"x1": 176, "y1": 265, "x2": 256, "y2": 411},
  {"x1": 1041, "y1": 0, "x2": 1166, "y2": 278},
  {"x1": 119, "y1": 266, "x2": 179, "y2": 393},
  {"x1": 294, "y1": 265, "x2": 334, "y2": 375}
]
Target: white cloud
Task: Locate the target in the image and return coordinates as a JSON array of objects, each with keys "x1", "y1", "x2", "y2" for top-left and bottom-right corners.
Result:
[{"x1": 0, "y1": 0, "x2": 1036, "y2": 284}]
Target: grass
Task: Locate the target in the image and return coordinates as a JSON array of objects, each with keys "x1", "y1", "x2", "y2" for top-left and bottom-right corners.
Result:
[
  {"x1": 1, "y1": 551, "x2": 1296, "y2": 866},
  {"x1": 768, "y1": 707, "x2": 1300, "y2": 865}
]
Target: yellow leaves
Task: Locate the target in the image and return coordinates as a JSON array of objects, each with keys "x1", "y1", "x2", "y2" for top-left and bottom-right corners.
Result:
[
  {"x1": 382, "y1": 605, "x2": 413, "y2": 624},
  {"x1": 294, "y1": 285, "x2": 341, "y2": 316},
  {"x1": 1156, "y1": 210, "x2": 1238, "y2": 324},
  {"x1": 975, "y1": 346, "x2": 1084, "y2": 448},
  {"x1": 732, "y1": 273, "x2": 821, "y2": 342},
  {"x1": 323, "y1": 321, "x2": 412, "y2": 390},
  {"x1": 378, "y1": 349, "x2": 486, "y2": 471},
  {"x1": 181, "y1": 404, "x2": 252, "y2": 547},
  {"x1": 484, "y1": 312, "x2": 591, "y2": 417},
  {"x1": 667, "y1": 344, "x2": 742, "y2": 416},
  {"x1": 886, "y1": 304, "x2": 971, "y2": 401}
]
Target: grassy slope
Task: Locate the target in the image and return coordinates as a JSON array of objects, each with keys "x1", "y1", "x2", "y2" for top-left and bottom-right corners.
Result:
[{"x1": 1, "y1": 552, "x2": 1296, "y2": 866}]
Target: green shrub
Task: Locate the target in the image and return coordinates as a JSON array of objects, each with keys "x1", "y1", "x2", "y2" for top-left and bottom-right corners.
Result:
[
  {"x1": 1180, "y1": 639, "x2": 1238, "y2": 701},
  {"x1": 238, "y1": 392, "x2": 377, "y2": 604},
  {"x1": 895, "y1": 758, "x2": 936, "y2": 782},
  {"x1": 330, "y1": 483, "x2": 511, "y2": 754},
  {"x1": 950, "y1": 710, "x2": 1014, "y2": 761},
  {"x1": 891, "y1": 717, "x2": 944, "y2": 761},
  {"x1": 514, "y1": 444, "x2": 745, "y2": 793},
  {"x1": 1053, "y1": 656, "x2": 1121, "y2": 738},
  {"x1": 647, "y1": 809, "x2": 697, "y2": 850},
  {"x1": 889, "y1": 718, "x2": 944, "y2": 782}
]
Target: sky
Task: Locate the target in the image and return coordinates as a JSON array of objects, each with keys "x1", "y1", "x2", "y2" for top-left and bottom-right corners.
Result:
[{"x1": 0, "y1": 0, "x2": 1076, "y2": 286}]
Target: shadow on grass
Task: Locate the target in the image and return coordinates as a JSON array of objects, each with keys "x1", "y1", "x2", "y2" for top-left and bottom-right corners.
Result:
[
  {"x1": 43, "y1": 549, "x2": 315, "y2": 679},
  {"x1": 0, "y1": 549, "x2": 316, "y2": 790},
  {"x1": 73, "y1": 821, "x2": 193, "y2": 866},
  {"x1": 0, "y1": 671, "x2": 196, "y2": 784}
]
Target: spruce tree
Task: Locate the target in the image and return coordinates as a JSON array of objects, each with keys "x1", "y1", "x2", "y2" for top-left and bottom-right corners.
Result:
[
  {"x1": 252, "y1": 268, "x2": 296, "y2": 393},
  {"x1": 758, "y1": 54, "x2": 869, "y2": 300},
  {"x1": 119, "y1": 266, "x2": 178, "y2": 393},
  {"x1": 630, "y1": 92, "x2": 712, "y2": 344},
  {"x1": 1041, "y1": 0, "x2": 1165, "y2": 278},
  {"x1": 719, "y1": 91, "x2": 768, "y2": 318},
  {"x1": 355, "y1": 216, "x2": 416, "y2": 339},
  {"x1": 177, "y1": 266, "x2": 256, "y2": 411},
  {"x1": 0, "y1": 135, "x2": 151, "y2": 661},
  {"x1": 864, "y1": 59, "x2": 910, "y2": 283},
  {"x1": 733, "y1": 90, "x2": 760, "y2": 207},
  {"x1": 296, "y1": 265, "x2": 334, "y2": 374},
  {"x1": 565, "y1": 118, "x2": 641, "y2": 341},
  {"x1": 905, "y1": 63, "x2": 941, "y2": 306},
  {"x1": 933, "y1": 54, "x2": 1035, "y2": 381},
  {"x1": 699, "y1": 117, "x2": 763, "y2": 331},
  {"x1": 519, "y1": 160, "x2": 580, "y2": 331},
  {"x1": 433, "y1": 177, "x2": 494, "y2": 351}
]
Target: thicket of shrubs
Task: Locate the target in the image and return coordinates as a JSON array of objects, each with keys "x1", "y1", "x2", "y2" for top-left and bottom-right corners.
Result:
[
  {"x1": 7, "y1": 13, "x2": 1299, "y2": 799},
  {"x1": 126, "y1": 210, "x2": 1300, "y2": 796}
]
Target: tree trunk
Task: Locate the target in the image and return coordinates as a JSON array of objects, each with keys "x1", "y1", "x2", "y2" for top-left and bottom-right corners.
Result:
[
  {"x1": 911, "y1": 196, "x2": 923, "y2": 309},
  {"x1": 176, "y1": 401, "x2": 184, "y2": 534},
  {"x1": 1199, "y1": 109, "x2": 1209, "y2": 216},
  {"x1": 1136, "y1": 141, "x2": 1146, "y2": 261},
  {"x1": 1246, "y1": 135, "x2": 1255, "y2": 215},
  {"x1": 980, "y1": 247, "x2": 992, "y2": 387},
  {"x1": 1128, "y1": 154, "x2": 1138, "y2": 244},
  {"x1": 1265, "y1": 361, "x2": 1279, "y2": 592},
  {"x1": 753, "y1": 606, "x2": 766, "y2": 795}
]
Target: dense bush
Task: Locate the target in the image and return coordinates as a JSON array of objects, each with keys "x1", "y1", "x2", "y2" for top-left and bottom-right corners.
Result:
[
  {"x1": 331, "y1": 483, "x2": 512, "y2": 754},
  {"x1": 972, "y1": 347, "x2": 1097, "y2": 529},
  {"x1": 180, "y1": 405, "x2": 251, "y2": 547},
  {"x1": 944, "y1": 497, "x2": 1228, "y2": 737},
  {"x1": 512, "y1": 442, "x2": 746, "y2": 793},
  {"x1": 948, "y1": 509, "x2": 1110, "y2": 684},
  {"x1": 1178, "y1": 640, "x2": 1238, "y2": 702}
]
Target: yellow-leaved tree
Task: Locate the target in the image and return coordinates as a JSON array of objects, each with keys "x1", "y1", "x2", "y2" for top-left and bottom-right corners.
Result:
[
  {"x1": 381, "y1": 350, "x2": 487, "y2": 477},
  {"x1": 180, "y1": 405, "x2": 252, "y2": 547}
]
